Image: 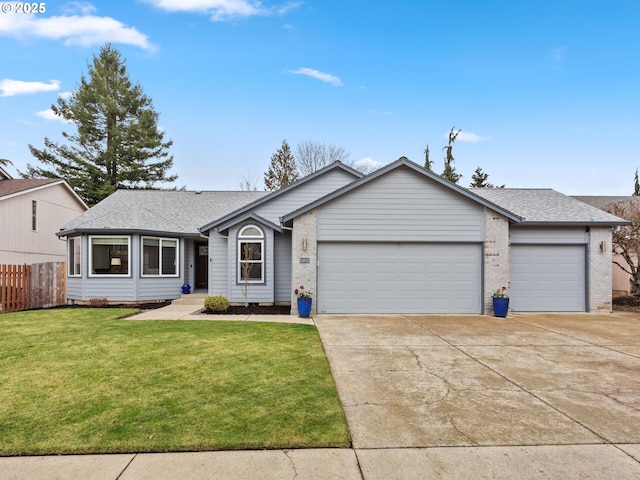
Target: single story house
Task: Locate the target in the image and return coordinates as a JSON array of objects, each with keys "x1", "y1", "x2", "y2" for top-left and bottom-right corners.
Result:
[
  {"x1": 1, "y1": 166, "x2": 88, "y2": 265},
  {"x1": 57, "y1": 157, "x2": 627, "y2": 314}
]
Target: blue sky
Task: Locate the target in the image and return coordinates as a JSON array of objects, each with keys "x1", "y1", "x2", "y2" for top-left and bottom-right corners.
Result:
[{"x1": 1, "y1": 0, "x2": 639, "y2": 194}]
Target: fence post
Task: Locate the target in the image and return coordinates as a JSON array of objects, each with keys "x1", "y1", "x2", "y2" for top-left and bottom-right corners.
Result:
[{"x1": 0, "y1": 264, "x2": 30, "y2": 313}]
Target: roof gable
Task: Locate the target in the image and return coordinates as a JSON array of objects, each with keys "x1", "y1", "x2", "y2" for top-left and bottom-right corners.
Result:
[
  {"x1": 0, "y1": 178, "x2": 87, "y2": 210},
  {"x1": 282, "y1": 157, "x2": 523, "y2": 224},
  {"x1": 200, "y1": 161, "x2": 363, "y2": 233},
  {"x1": 0, "y1": 178, "x2": 60, "y2": 199}
]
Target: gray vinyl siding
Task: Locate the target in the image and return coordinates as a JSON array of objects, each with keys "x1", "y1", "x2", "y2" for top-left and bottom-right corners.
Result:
[
  {"x1": 68, "y1": 234, "x2": 184, "y2": 302},
  {"x1": 209, "y1": 232, "x2": 227, "y2": 296},
  {"x1": 316, "y1": 167, "x2": 484, "y2": 242},
  {"x1": 274, "y1": 230, "x2": 292, "y2": 303},
  {"x1": 227, "y1": 224, "x2": 274, "y2": 304},
  {"x1": 66, "y1": 277, "x2": 83, "y2": 300},
  {"x1": 138, "y1": 277, "x2": 183, "y2": 301},
  {"x1": 510, "y1": 226, "x2": 588, "y2": 244},
  {"x1": 254, "y1": 168, "x2": 356, "y2": 225},
  {"x1": 138, "y1": 237, "x2": 185, "y2": 301}
]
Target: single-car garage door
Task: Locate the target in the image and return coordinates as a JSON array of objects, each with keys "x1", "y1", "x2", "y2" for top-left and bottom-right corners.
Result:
[
  {"x1": 317, "y1": 242, "x2": 482, "y2": 314},
  {"x1": 510, "y1": 245, "x2": 586, "y2": 312}
]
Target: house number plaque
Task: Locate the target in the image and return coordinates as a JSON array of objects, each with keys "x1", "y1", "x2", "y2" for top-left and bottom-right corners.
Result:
[{"x1": 299, "y1": 257, "x2": 310, "y2": 264}]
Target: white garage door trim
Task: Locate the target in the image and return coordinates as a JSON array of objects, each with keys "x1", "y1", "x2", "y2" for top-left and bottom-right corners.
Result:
[
  {"x1": 317, "y1": 242, "x2": 482, "y2": 314},
  {"x1": 510, "y1": 244, "x2": 586, "y2": 312}
]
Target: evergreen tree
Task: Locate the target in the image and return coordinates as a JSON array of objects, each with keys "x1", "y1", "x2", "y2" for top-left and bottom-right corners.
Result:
[
  {"x1": 264, "y1": 139, "x2": 299, "y2": 190},
  {"x1": 634, "y1": 168, "x2": 640, "y2": 196},
  {"x1": 24, "y1": 43, "x2": 176, "y2": 206},
  {"x1": 423, "y1": 144, "x2": 432, "y2": 170},
  {"x1": 441, "y1": 127, "x2": 462, "y2": 183},
  {"x1": 470, "y1": 167, "x2": 494, "y2": 188}
]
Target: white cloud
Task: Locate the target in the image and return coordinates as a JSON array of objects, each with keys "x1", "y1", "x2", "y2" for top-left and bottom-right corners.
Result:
[
  {"x1": 61, "y1": 1, "x2": 97, "y2": 15},
  {"x1": 36, "y1": 109, "x2": 71, "y2": 122},
  {"x1": 455, "y1": 131, "x2": 493, "y2": 143},
  {"x1": 144, "y1": 0, "x2": 300, "y2": 21},
  {"x1": 0, "y1": 79, "x2": 60, "y2": 97},
  {"x1": 288, "y1": 68, "x2": 342, "y2": 86},
  {"x1": 0, "y1": 12, "x2": 153, "y2": 50}
]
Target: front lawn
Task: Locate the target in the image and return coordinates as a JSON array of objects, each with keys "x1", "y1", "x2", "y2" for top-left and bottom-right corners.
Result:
[{"x1": 0, "y1": 308, "x2": 350, "y2": 455}]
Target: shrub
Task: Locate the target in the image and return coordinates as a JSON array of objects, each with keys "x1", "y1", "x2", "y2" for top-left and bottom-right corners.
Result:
[
  {"x1": 88, "y1": 297, "x2": 109, "y2": 307},
  {"x1": 204, "y1": 295, "x2": 230, "y2": 313}
]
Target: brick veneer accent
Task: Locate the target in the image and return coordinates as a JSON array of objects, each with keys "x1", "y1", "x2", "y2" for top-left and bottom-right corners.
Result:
[
  {"x1": 291, "y1": 209, "x2": 317, "y2": 316},
  {"x1": 589, "y1": 227, "x2": 613, "y2": 311},
  {"x1": 484, "y1": 208, "x2": 510, "y2": 315}
]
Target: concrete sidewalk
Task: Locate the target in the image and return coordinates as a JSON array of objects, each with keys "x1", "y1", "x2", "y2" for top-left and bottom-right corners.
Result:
[
  {"x1": 3, "y1": 444, "x2": 640, "y2": 479},
  {"x1": 126, "y1": 303, "x2": 314, "y2": 325}
]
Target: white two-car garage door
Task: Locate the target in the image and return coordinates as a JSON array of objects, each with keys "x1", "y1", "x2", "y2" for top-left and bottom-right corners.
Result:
[
  {"x1": 510, "y1": 245, "x2": 586, "y2": 312},
  {"x1": 317, "y1": 242, "x2": 482, "y2": 314}
]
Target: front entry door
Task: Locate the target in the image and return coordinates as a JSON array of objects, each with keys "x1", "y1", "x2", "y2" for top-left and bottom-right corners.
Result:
[{"x1": 195, "y1": 241, "x2": 208, "y2": 290}]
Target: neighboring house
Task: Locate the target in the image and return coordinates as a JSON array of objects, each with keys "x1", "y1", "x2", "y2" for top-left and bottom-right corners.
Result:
[
  {"x1": 573, "y1": 196, "x2": 640, "y2": 295},
  {"x1": 0, "y1": 167, "x2": 88, "y2": 265},
  {"x1": 58, "y1": 158, "x2": 627, "y2": 314}
]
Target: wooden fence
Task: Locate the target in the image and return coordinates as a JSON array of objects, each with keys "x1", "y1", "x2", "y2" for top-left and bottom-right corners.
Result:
[{"x1": 0, "y1": 262, "x2": 66, "y2": 313}]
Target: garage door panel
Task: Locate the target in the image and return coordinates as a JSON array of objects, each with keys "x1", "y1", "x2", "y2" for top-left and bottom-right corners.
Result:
[
  {"x1": 318, "y1": 243, "x2": 482, "y2": 314},
  {"x1": 511, "y1": 245, "x2": 585, "y2": 312}
]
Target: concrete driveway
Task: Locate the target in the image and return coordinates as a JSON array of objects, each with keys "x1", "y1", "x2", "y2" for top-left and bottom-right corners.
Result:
[{"x1": 315, "y1": 312, "x2": 640, "y2": 478}]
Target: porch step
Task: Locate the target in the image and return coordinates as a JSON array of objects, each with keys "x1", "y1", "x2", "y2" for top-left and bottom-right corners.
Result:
[{"x1": 172, "y1": 293, "x2": 208, "y2": 306}]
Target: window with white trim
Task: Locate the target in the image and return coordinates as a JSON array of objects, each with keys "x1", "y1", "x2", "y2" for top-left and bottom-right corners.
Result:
[
  {"x1": 238, "y1": 225, "x2": 264, "y2": 283},
  {"x1": 89, "y1": 236, "x2": 130, "y2": 276},
  {"x1": 68, "y1": 237, "x2": 81, "y2": 277},
  {"x1": 142, "y1": 237, "x2": 178, "y2": 276},
  {"x1": 31, "y1": 200, "x2": 38, "y2": 231}
]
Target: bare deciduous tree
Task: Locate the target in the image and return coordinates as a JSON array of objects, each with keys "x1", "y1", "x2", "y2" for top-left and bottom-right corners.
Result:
[
  {"x1": 295, "y1": 140, "x2": 351, "y2": 176},
  {"x1": 239, "y1": 172, "x2": 260, "y2": 191},
  {"x1": 240, "y1": 243, "x2": 252, "y2": 307},
  {"x1": 605, "y1": 200, "x2": 640, "y2": 294},
  {"x1": 295, "y1": 140, "x2": 381, "y2": 176}
]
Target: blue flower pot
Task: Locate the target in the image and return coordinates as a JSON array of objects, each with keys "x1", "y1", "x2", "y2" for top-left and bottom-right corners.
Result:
[
  {"x1": 493, "y1": 297, "x2": 509, "y2": 317},
  {"x1": 297, "y1": 297, "x2": 312, "y2": 318}
]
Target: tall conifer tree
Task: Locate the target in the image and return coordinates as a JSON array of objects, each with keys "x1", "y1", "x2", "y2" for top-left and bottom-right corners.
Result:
[
  {"x1": 264, "y1": 139, "x2": 299, "y2": 190},
  {"x1": 25, "y1": 43, "x2": 176, "y2": 206},
  {"x1": 441, "y1": 127, "x2": 462, "y2": 183}
]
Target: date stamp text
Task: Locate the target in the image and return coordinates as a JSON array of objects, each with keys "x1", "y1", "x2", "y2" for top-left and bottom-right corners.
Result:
[{"x1": 1, "y1": 3, "x2": 47, "y2": 14}]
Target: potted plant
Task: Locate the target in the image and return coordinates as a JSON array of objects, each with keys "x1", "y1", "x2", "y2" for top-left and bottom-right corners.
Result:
[
  {"x1": 295, "y1": 285, "x2": 313, "y2": 318},
  {"x1": 492, "y1": 286, "x2": 509, "y2": 317}
]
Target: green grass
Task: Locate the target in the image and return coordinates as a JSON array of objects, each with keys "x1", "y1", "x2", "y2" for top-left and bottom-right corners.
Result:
[{"x1": 0, "y1": 308, "x2": 350, "y2": 455}]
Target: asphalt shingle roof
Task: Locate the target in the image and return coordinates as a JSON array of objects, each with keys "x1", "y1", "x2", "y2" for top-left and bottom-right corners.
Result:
[
  {"x1": 572, "y1": 196, "x2": 640, "y2": 211},
  {"x1": 0, "y1": 178, "x2": 61, "y2": 199},
  {"x1": 60, "y1": 190, "x2": 267, "y2": 235},
  {"x1": 470, "y1": 188, "x2": 627, "y2": 225}
]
